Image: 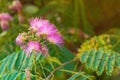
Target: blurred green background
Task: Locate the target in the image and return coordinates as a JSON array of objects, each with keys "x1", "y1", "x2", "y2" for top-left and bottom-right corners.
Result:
[{"x1": 0, "y1": 0, "x2": 120, "y2": 53}]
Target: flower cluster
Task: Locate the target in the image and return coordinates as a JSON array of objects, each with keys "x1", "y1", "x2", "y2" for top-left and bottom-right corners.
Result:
[
  {"x1": 16, "y1": 17, "x2": 64, "y2": 56},
  {"x1": 0, "y1": 13, "x2": 12, "y2": 31}
]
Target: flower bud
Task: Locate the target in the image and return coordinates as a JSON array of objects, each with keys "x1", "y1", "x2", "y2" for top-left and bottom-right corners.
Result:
[
  {"x1": 9, "y1": 0, "x2": 22, "y2": 11},
  {"x1": 41, "y1": 45, "x2": 49, "y2": 56},
  {"x1": 16, "y1": 33, "x2": 28, "y2": 46}
]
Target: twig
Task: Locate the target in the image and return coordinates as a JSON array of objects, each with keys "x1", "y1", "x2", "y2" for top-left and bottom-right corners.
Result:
[{"x1": 45, "y1": 59, "x2": 75, "y2": 80}]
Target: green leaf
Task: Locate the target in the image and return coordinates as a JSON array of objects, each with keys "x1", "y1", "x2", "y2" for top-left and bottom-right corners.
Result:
[
  {"x1": 78, "y1": 76, "x2": 88, "y2": 80},
  {"x1": 9, "y1": 71, "x2": 20, "y2": 80},
  {"x1": 15, "y1": 51, "x2": 25, "y2": 70},
  {"x1": 106, "y1": 53, "x2": 115, "y2": 75},
  {"x1": 1, "y1": 71, "x2": 25, "y2": 80},
  {"x1": 0, "y1": 55, "x2": 10, "y2": 75},
  {"x1": 80, "y1": 50, "x2": 90, "y2": 63},
  {"x1": 97, "y1": 52, "x2": 110, "y2": 76},
  {"x1": 19, "y1": 72, "x2": 26, "y2": 80},
  {"x1": 86, "y1": 49, "x2": 96, "y2": 69},
  {"x1": 92, "y1": 48, "x2": 104, "y2": 71},
  {"x1": 8, "y1": 52, "x2": 18, "y2": 70},
  {"x1": 68, "y1": 73, "x2": 81, "y2": 80},
  {"x1": 115, "y1": 53, "x2": 120, "y2": 66},
  {"x1": 20, "y1": 55, "x2": 31, "y2": 69},
  {"x1": 1, "y1": 73, "x2": 7, "y2": 80}
]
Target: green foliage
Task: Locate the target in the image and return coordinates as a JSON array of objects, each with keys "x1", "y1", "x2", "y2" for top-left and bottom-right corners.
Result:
[
  {"x1": 78, "y1": 34, "x2": 120, "y2": 76},
  {"x1": 0, "y1": 46, "x2": 75, "y2": 80},
  {"x1": 80, "y1": 48, "x2": 118, "y2": 76},
  {"x1": 0, "y1": 51, "x2": 34, "y2": 80},
  {"x1": 1, "y1": 71, "x2": 25, "y2": 80}
]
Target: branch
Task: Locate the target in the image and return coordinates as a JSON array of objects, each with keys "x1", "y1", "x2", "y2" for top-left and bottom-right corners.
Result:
[{"x1": 45, "y1": 59, "x2": 75, "y2": 80}]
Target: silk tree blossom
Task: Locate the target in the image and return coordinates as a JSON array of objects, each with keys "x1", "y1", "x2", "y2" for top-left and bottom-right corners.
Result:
[
  {"x1": 0, "y1": 13, "x2": 12, "y2": 21},
  {"x1": 36, "y1": 24, "x2": 58, "y2": 37},
  {"x1": 0, "y1": 13, "x2": 12, "y2": 31},
  {"x1": 29, "y1": 17, "x2": 64, "y2": 45},
  {"x1": 29, "y1": 18, "x2": 50, "y2": 32},
  {"x1": 24, "y1": 41, "x2": 42, "y2": 56}
]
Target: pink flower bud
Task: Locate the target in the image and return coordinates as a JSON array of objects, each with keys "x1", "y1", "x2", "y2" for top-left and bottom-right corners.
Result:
[
  {"x1": 9, "y1": 0, "x2": 22, "y2": 11},
  {"x1": 16, "y1": 33, "x2": 28, "y2": 46},
  {"x1": 41, "y1": 45, "x2": 49, "y2": 56}
]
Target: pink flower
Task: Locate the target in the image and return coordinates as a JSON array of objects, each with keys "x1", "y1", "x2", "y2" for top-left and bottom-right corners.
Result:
[
  {"x1": 36, "y1": 24, "x2": 57, "y2": 36},
  {"x1": 24, "y1": 41, "x2": 42, "y2": 56},
  {"x1": 47, "y1": 33, "x2": 64, "y2": 45},
  {"x1": 29, "y1": 18, "x2": 49, "y2": 32},
  {"x1": 0, "y1": 13, "x2": 12, "y2": 31},
  {"x1": 29, "y1": 17, "x2": 64, "y2": 45},
  {"x1": 16, "y1": 33, "x2": 27, "y2": 46},
  {"x1": 0, "y1": 13, "x2": 11, "y2": 21}
]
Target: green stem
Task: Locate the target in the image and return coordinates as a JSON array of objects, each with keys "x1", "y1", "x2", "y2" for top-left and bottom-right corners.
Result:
[{"x1": 39, "y1": 60, "x2": 47, "y2": 78}]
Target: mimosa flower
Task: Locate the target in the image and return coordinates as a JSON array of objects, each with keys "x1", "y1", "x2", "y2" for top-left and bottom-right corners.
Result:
[
  {"x1": 29, "y1": 18, "x2": 49, "y2": 32},
  {"x1": 0, "y1": 13, "x2": 11, "y2": 21},
  {"x1": 29, "y1": 17, "x2": 64, "y2": 45}
]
